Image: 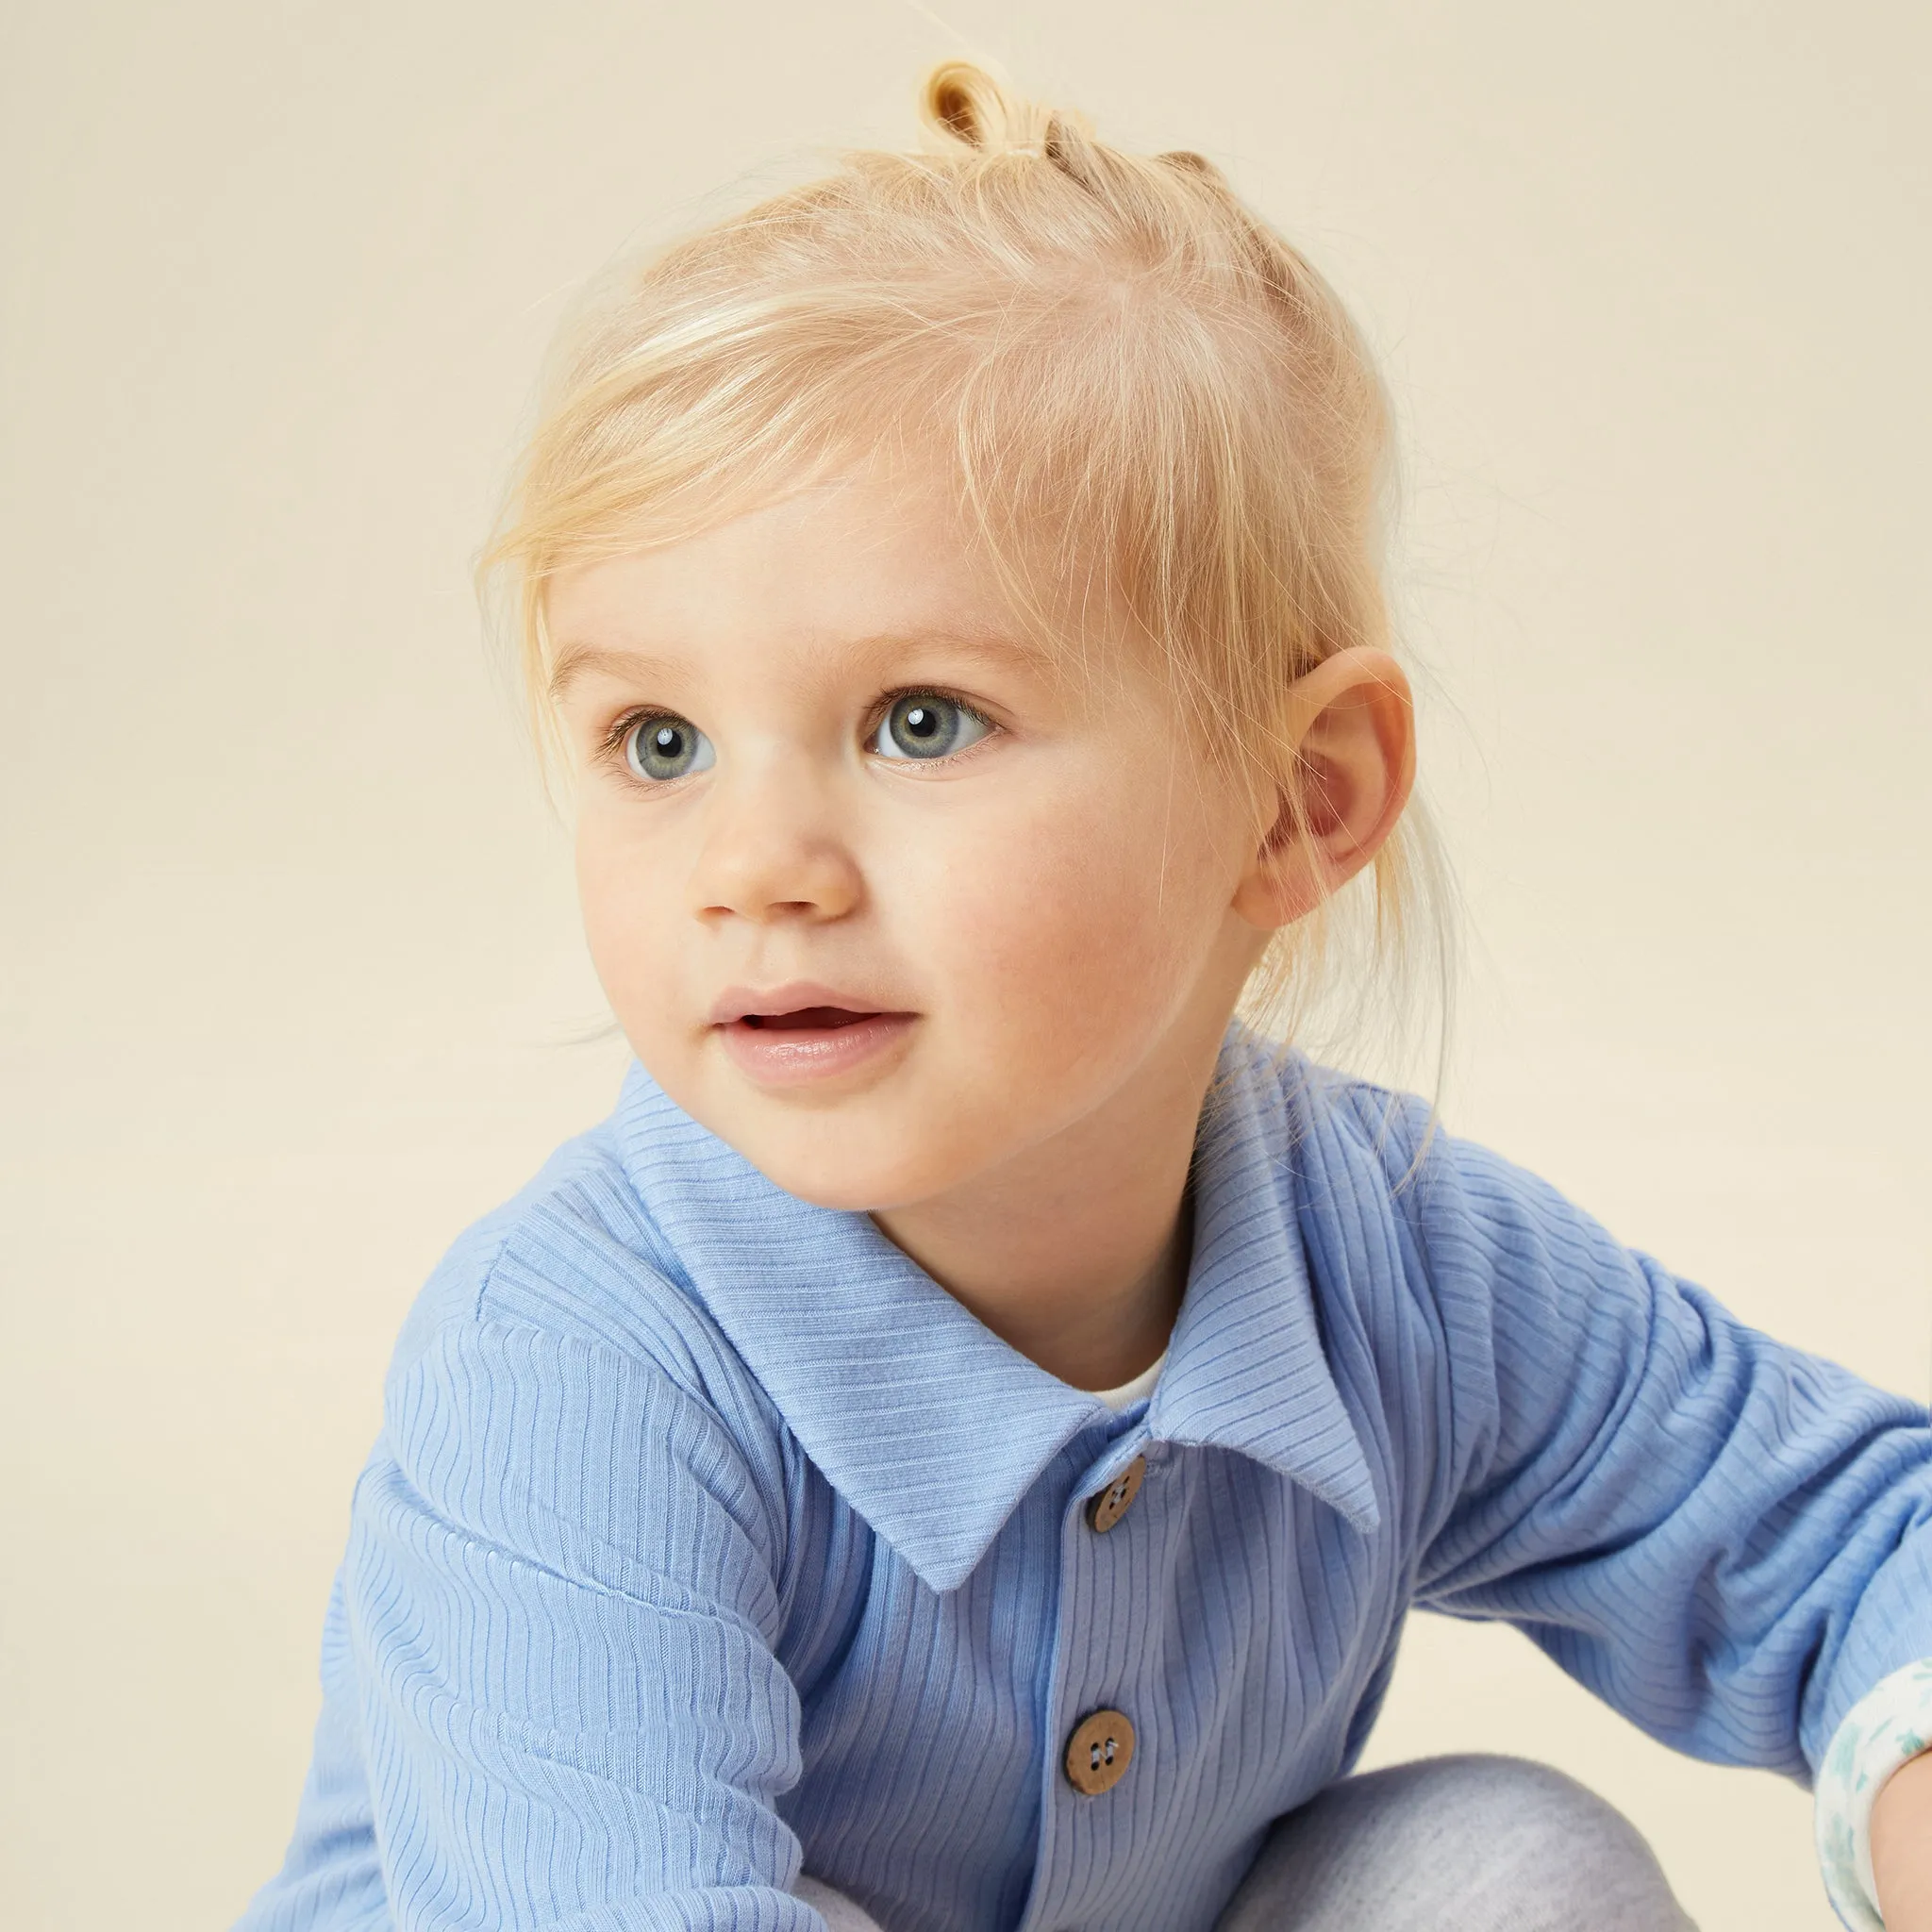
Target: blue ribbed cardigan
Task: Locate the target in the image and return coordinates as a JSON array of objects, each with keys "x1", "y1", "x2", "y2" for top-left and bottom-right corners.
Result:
[{"x1": 237, "y1": 1030, "x2": 1932, "y2": 1932}]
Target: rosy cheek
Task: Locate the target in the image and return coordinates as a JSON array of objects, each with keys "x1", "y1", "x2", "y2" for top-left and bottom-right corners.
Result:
[
  {"x1": 927, "y1": 798, "x2": 1194, "y2": 1032},
  {"x1": 576, "y1": 825, "x2": 669, "y2": 1015}
]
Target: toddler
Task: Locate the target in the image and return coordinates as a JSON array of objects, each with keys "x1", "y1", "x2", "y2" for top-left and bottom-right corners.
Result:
[{"x1": 236, "y1": 63, "x2": 1932, "y2": 1932}]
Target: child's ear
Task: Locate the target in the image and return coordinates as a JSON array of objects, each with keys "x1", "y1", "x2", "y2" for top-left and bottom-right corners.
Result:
[{"x1": 1231, "y1": 647, "x2": 1416, "y2": 931}]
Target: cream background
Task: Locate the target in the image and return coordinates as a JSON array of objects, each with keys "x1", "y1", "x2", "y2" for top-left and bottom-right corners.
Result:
[{"x1": 3, "y1": 3, "x2": 1927, "y2": 1928}]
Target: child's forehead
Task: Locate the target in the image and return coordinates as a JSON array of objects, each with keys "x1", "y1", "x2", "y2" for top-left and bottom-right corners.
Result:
[
  {"x1": 549, "y1": 478, "x2": 978, "y2": 638},
  {"x1": 542, "y1": 467, "x2": 1113, "y2": 690}
]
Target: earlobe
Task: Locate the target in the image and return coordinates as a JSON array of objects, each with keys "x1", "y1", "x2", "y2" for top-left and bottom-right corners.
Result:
[{"x1": 1231, "y1": 647, "x2": 1416, "y2": 932}]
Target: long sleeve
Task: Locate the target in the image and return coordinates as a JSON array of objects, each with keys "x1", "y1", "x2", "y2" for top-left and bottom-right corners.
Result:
[
  {"x1": 238, "y1": 1314, "x2": 825, "y2": 1931},
  {"x1": 1404, "y1": 1123, "x2": 1932, "y2": 1779},
  {"x1": 237, "y1": 1567, "x2": 391, "y2": 1928}
]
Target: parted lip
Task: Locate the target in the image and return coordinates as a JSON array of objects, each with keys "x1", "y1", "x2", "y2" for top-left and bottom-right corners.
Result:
[{"x1": 706, "y1": 981, "x2": 909, "y2": 1026}]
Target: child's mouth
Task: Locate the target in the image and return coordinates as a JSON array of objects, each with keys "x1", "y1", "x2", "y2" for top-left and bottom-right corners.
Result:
[
  {"x1": 713, "y1": 995, "x2": 918, "y2": 1087},
  {"x1": 739, "y1": 1007, "x2": 878, "y2": 1031}
]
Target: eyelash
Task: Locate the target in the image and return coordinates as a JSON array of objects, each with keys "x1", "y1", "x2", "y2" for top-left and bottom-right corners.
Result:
[
  {"x1": 866, "y1": 685, "x2": 998, "y2": 757},
  {"x1": 595, "y1": 708, "x2": 649, "y2": 770},
  {"x1": 594, "y1": 688, "x2": 999, "y2": 776}
]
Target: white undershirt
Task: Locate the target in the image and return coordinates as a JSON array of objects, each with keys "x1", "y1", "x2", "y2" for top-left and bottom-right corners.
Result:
[{"x1": 1083, "y1": 1349, "x2": 1168, "y2": 1413}]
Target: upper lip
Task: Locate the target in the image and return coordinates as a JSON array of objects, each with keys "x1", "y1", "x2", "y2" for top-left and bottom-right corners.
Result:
[{"x1": 707, "y1": 981, "x2": 908, "y2": 1026}]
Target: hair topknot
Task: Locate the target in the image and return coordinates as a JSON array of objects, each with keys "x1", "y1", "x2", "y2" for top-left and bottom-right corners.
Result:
[
  {"x1": 921, "y1": 60, "x2": 1074, "y2": 158},
  {"x1": 920, "y1": 61, "x2": 1228, "y2": 193},
  {"x1": 921, "y1": 60, "x2": 1212, "y2": 203}
]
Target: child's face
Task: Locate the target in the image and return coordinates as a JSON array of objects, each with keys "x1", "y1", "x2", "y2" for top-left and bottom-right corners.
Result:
[{"x1": 547, "y1": 465, "x2": 1273, "y2": 1212}]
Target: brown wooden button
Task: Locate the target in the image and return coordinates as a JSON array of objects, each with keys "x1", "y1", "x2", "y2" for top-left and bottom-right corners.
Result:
[
  {"x1": 1084, "y1": 1454, "x2": 1146, "y2": 1533},
  {"x1": 1063, "y1": 1707, "x2": 1136, "y2": 1795}
]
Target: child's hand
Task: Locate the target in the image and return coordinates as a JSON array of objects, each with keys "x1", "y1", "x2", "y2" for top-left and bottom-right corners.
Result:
[{"x1": 1872, "y1": 1750, "x2": 1932, "y2": 1929}]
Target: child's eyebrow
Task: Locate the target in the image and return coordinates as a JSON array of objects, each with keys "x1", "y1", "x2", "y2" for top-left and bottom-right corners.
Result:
[
  {"x1": 546, "y1": 642, "x2": 682, "y2": 703},
  {"x1": 843, "y1": 625, "x2": 1055, "y2": 679},
  {"x1": 546, "y1": 627, "x2": 1053, "y2": 704}
]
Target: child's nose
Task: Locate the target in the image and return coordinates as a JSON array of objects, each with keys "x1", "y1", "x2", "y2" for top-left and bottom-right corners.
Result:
[{"x1": 686, "y1": 767, "x2": 864, "y2": 925}]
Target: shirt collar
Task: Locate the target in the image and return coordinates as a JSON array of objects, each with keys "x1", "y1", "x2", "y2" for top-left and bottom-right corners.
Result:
[{"x1": 612, "y1": 1026, "x2": 1378, "y2": 1593}]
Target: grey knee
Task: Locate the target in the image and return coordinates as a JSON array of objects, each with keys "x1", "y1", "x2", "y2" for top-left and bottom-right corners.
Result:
[{"x1": 1220, "y1": 1754, "x2": 1694, "y2": 1932}]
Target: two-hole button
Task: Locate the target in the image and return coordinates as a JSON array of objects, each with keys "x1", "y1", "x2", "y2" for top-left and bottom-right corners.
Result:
[
  {"x1": 1084, "y1": 1453, "x2": 1146, "y2": 1533},
  {"x1": 1063, "y1": 1707, "x2": 1135, "y2": 1795}
]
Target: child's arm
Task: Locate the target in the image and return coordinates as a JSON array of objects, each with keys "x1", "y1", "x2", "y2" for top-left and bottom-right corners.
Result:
[
  {"x1": 1359, "y1": 1103, "x2": 1932, "y2": 1927},
  {"x1": 237, "y1": 1299, "x2": 826, "y2": 1932}
]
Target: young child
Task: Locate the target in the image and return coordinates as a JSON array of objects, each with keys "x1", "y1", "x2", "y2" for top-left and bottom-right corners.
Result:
[{"x1": 236, "y1": 62, "x2": 1932, "y2": 1932}]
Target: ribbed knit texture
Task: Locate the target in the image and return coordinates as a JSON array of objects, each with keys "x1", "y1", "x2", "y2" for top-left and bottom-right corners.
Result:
[{"x1": 236, "y1": 1028, "x2": 1932, "y2": 1932}]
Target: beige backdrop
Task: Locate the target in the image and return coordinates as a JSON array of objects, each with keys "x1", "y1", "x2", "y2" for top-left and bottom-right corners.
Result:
[{"x1": 4, "y1": 3, "x2": 1928, "y2": 1928}]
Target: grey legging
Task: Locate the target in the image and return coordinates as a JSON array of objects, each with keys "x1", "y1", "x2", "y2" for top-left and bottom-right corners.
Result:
[{"x1": 797, "y1": 1754, "x2": 1698, "y2": 1931}]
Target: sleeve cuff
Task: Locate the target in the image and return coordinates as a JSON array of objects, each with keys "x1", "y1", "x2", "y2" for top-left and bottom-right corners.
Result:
[{"x1": 1817, "y1": 1657, "x2": 1932, "y2": 1930}]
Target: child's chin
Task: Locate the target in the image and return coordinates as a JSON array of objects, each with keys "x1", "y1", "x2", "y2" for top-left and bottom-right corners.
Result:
[
  {"x1": 756, "y1": 1146, "x2": 926, "y2": 1215},
  {"x1": 741, "y1": 1119, "x2": 965, "y2": 1217},
  {"x1": 675, "y1": 1062, "x2": 994, "y2": 1215}
]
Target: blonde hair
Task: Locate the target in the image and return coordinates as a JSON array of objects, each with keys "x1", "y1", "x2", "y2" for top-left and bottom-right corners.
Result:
[{"x1": 483, "y1": 61, "x2": 1451, "y2": 1068}]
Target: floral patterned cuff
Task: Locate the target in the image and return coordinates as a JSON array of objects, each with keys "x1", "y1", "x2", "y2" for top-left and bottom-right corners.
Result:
[{"x1": 1817, "y1": 1657, "x2": 1932, "y2": 1930}]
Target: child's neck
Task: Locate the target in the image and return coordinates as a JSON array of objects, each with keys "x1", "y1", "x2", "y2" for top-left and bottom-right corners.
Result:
[{"x1": 869, "y1": 1038, "x2": 1208, "y2": 1392}]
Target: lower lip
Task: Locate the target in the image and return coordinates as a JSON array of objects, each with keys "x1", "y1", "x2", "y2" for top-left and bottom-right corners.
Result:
[{"x1": 716, "y1": 1011, "x2": 917, "y2": 1088}]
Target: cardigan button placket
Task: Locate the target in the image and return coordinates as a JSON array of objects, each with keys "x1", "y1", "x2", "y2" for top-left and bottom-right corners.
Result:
[{"x1": 1017, "y1": 1431, "x2": 1166, "y2": 1932}]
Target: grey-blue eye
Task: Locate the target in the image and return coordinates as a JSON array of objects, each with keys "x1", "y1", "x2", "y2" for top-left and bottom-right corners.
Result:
[
  {"x1": 871, "y1": 693, "x2": 991, "y2": 761},
  {"x1": 623, "y1": 714, "x2": 714, "y2": 782}
]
